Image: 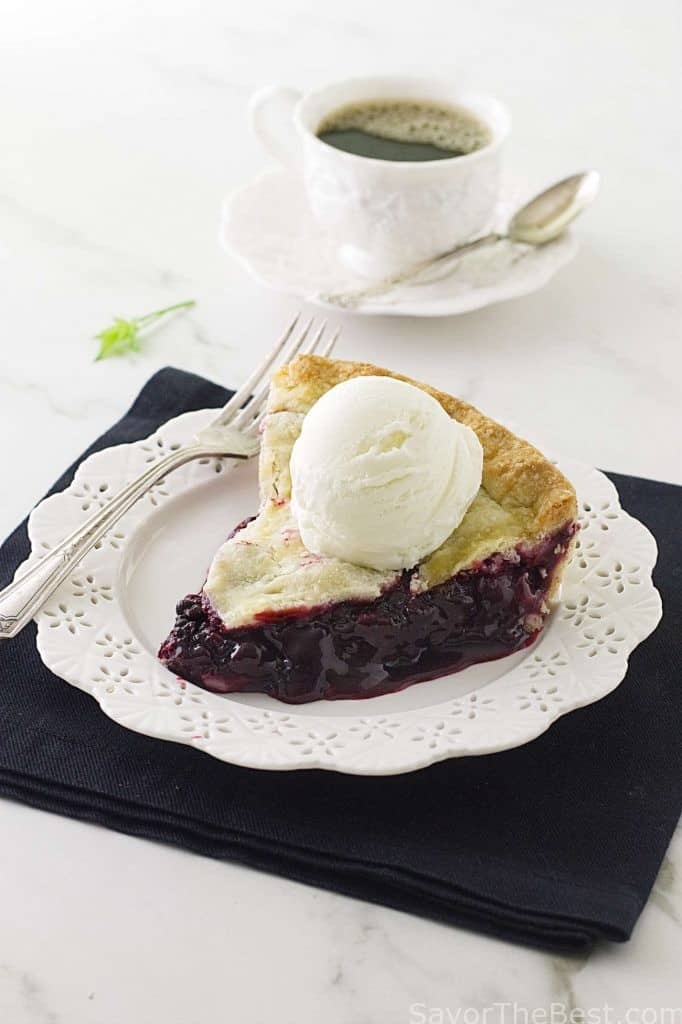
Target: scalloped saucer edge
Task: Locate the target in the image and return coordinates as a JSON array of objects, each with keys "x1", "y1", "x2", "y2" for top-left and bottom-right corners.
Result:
[{"x1": 220, "y1": 168, "x2": 579, "y2": 317}]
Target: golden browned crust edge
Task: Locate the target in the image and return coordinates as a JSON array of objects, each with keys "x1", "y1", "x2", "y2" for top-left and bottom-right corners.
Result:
[{"x1": 269, "y1": 354, "x2": 577, "y2": 539}]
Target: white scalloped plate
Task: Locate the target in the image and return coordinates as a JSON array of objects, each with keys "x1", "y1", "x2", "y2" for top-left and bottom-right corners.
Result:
[
  {"x1": 220, "y1": 169, "x2": 578, "y2": 316},
  {"x1": 20, "y1": 409, "x2": 661, "y2": 775}
]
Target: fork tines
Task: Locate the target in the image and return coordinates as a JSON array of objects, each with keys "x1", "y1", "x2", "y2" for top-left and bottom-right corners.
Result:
[{"x1": 216, "y1": 314, "x2": 340, "y2": 434}]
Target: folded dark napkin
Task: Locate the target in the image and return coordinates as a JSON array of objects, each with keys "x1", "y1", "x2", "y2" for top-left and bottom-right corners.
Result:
[{"x1": 1, "y1": 368, "x2": 680, "y2": 953}]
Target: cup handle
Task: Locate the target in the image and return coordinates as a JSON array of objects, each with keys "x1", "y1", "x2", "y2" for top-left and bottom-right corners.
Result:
[{"x1": 249, "y1": 85, "x2": 303, "y2": 169}]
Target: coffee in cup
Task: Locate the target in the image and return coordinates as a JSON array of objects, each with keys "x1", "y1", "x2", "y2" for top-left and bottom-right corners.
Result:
[
  {"x1": 250, "y1": 77, "x2": 510, "y2": 278},
  {"x1": 316, "y1": 99, "x2": 492, "y2": 162}
]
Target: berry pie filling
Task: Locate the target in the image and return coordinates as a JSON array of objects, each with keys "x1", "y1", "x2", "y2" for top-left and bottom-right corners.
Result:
[
  {"x1": 159, "y1": 522, "x2": 577, "y2": 704},
  {"x1": 158, "y1": 357, "x2": 579, "y2": 704}
]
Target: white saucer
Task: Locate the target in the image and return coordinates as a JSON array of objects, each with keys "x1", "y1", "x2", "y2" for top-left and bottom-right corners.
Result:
[{"x1": 220, "y1": 168, "x2": 578, "y2": 317}]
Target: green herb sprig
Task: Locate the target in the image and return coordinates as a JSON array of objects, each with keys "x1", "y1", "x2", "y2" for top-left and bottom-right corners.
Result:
[{"x1": 94, "y1": 300, "x2": 196, "y2": 360}]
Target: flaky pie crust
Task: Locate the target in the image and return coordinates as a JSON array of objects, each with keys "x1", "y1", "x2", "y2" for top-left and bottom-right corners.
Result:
[{"x1": 204, "y1": 356, "x2": 578, "y2": 627}]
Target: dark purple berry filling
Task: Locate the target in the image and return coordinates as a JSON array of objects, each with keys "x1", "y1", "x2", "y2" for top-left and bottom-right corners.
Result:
[{"x1": 158, "y1": 523, "x2": 576, "y2": 704}]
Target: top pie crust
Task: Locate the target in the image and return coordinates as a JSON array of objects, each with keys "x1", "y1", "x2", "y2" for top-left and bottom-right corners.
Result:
[{"x1": 204, "y1": 356, "x2": 577, "y2": 628}]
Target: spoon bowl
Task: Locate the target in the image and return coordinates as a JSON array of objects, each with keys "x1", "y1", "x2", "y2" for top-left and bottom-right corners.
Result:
[{"x1": 508, "y1": 171, "x2": 600, "y2": 245}]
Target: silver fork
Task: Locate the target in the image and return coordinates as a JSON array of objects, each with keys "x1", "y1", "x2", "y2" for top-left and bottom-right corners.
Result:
[{"x1": 0, "y1": 315, "x2": 339, "y2": 641}]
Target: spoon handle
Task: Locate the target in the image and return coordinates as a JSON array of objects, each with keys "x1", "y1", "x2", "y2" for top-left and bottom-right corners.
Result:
[{"x1": 321, "y1": 232, "x2": 503, "y2": 310}]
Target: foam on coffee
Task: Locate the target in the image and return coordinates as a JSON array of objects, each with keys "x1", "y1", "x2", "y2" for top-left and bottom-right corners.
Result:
[{"x1": 316, "y1": 99, "x2": 491, "y2": 160}]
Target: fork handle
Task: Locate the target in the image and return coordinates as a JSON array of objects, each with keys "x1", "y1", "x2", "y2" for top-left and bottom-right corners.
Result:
[{"x1": 0, "y1": 444, "x2": 234, "y2": 641}]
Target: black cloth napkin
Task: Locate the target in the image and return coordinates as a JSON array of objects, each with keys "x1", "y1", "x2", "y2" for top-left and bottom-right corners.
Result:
[{"x1": 1, "y1": 368, "x2": 680, "y2": 953}]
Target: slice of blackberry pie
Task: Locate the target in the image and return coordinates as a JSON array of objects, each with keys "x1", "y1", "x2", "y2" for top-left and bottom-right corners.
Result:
[{"x1": 159, "y1": 356, "x2": 578, "y2": 703}]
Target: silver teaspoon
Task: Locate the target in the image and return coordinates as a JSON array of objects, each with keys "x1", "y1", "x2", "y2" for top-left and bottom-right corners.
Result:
[{"x1": 321, "y1": 170, "x2": 600, "y2": 309}]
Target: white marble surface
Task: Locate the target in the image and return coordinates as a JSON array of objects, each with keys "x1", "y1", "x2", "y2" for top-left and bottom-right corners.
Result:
[{"x1": 1, "y1": 0, "x2": 680, "y2": 1020}]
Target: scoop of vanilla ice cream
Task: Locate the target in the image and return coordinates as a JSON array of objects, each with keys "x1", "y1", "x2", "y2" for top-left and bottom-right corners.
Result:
[{"x1": 289, "y1": 375, "x2": 483, "y2": 571}]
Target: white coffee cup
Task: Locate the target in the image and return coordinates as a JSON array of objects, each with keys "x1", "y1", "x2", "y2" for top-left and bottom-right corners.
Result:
[{"x1": 250, "y1": 75, "x2": 510, "y2": 279}]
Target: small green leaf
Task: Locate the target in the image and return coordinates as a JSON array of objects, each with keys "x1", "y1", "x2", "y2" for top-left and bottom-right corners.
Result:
[
  {"x1": 95, "y1": 318, "x2": 140, "y2": 360},
  {"x1": 93, "y1": 300, "x2": 196, "y2": 361}
]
